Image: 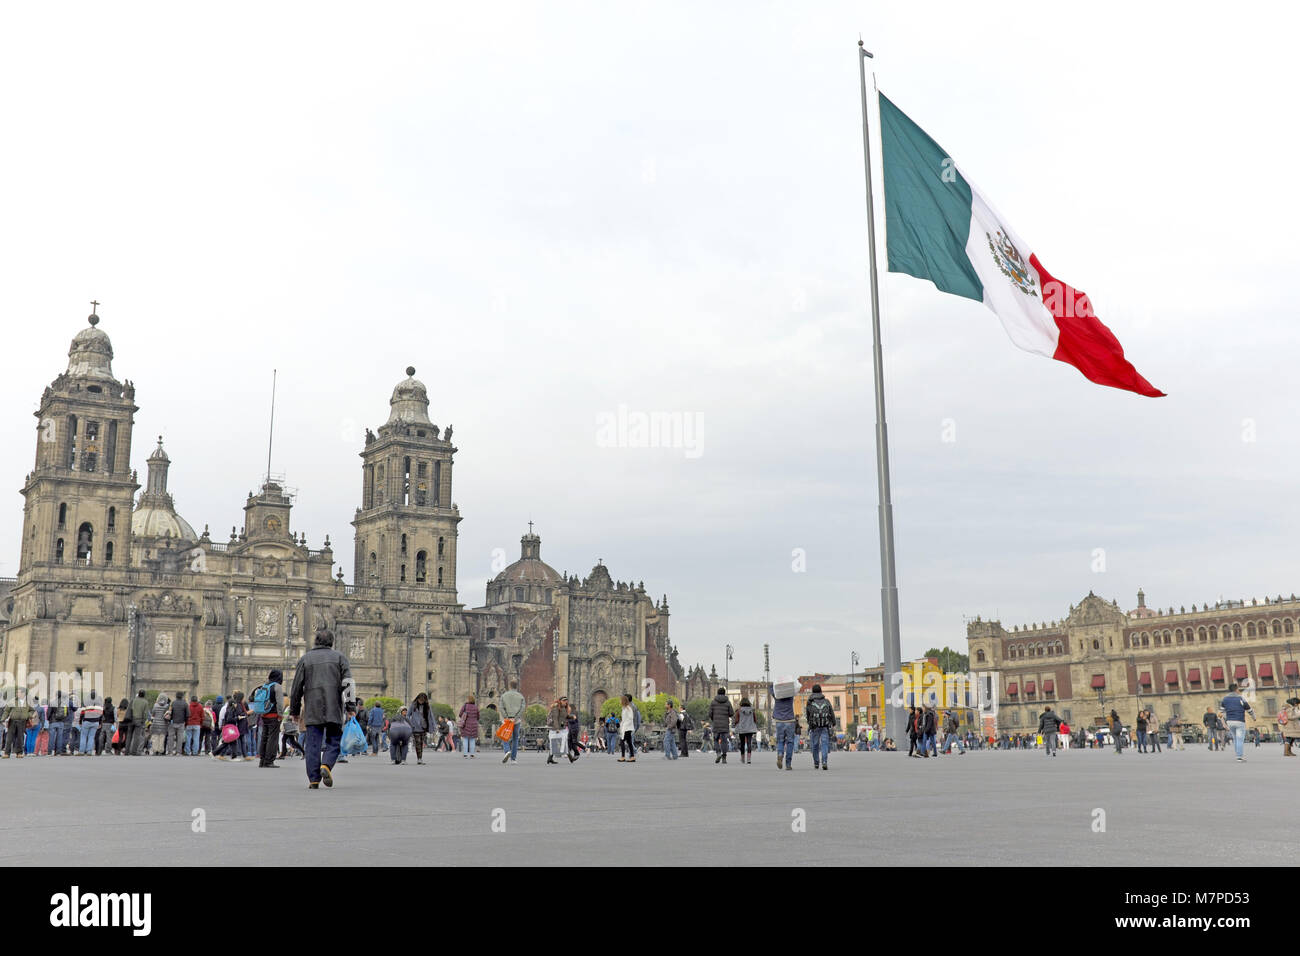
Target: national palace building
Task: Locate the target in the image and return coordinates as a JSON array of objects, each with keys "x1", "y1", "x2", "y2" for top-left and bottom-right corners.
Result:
[
  {"x1": 0, "y1": 310, "x2": 685, "y2": 714},
  {"x1": 967, "y1": 589, "x2": 1300, "y2": 733}
]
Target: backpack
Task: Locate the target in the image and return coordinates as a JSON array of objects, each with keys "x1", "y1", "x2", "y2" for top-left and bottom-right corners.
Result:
[
  {"x1": 249, "y1": 683, "x2": 274, "y2": 716},
  {"x1": 682, "y1": 711, "x2": 695, "y2": 731},
  {"x1": 806, "y1": 697, "x2": 834, "y2": 730}
]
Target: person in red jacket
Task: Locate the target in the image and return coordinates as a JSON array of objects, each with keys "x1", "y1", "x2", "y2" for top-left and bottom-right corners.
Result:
[{"x1": 185, "y1": 697, "x2": 204, "y2": 755}]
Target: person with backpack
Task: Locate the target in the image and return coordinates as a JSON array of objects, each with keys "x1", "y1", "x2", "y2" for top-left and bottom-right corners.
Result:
[
  {"x1": 411, "y1": 692, "x2": 435, "y2": 765},
  {"x1": 804, "y1": 684, "x2": 836, "y2": 771},
  {"x1": 678, "y1": 705, "x2": 694, "y2": 758},
  {"x1": 1037, "y1": 706, "x2": 1063, "y2": 757},
  {"x1": 662, "y1": 699, "x2": 680, "y2": 760},
  {"x1": 250, "y1": 670, "x2": 284, "y2": 768},
  {"x1": 604, "y1": 711, "x2": 620, "y2": 757},
  {"x1": 617, "y1": 694, "x2": 640, "y2": 762},
  {"x1": 941, "y1": 709, "x2": 966, "y2": 755},
  {"x1": 212, "y1": 691, "x2": 247, "y2": 761}
]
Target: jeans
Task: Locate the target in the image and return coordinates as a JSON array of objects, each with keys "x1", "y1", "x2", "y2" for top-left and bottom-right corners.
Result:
[
  {"x1": 775, "y1": 720, "x2": 796, "y2": 766},
  {"x1": 389, "y1": 729, "x2": 410, "y2": 763},
  {"x1": 663, "y1": 729, "x2": 679, "y2": 759},
  {"x1": 78, "y1": 723, "x2": 99, "y2": 753},
  {"x1": 462, "y1": 735, "x2": 477, "y2": 756},
  {"x1": 1043, "y1": 731, "x2": 1058, "y2": 754},
  {"x1": 810, "y1": 727, "x2": 831, "y2": 766},
  {"x1": 714, "y1": 732, "x2": 729, "y2": 757},
  {"x1": 1226, "y1": 720, "x2": 1246, "y2": 758},
  {"x1": 185, "y1": 726, "x2": 201, "y2": 755},
  {"x1": 1137, "y1": 730, "x2": 1147, "y2": 752},
  {"x1": 49, "y1": 725, "x2": 66, "y2": 754},
  {"x1": 168, "y1": 724, "x2": 185, "y2": 755},
  {"x1": 502, "y1": 727, "x2": 519, "y2": 761},
  {"x1": 302, "y1": 722, "x2": 342, "y2": 783},
  {"x1": 367, "y1": 728, "x2": 381, "y2": 754},
  {"x1": 942, "y1": 732, "x2": 964, "y2": 753}
]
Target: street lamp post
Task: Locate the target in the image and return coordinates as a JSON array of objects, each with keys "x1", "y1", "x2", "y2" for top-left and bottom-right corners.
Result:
[
  {"x1": 850, "y1": 651, "x2": 859, "y2": 733},
  {"x1": 725, "y1": 645, "x2": 733, "y2": 688}
]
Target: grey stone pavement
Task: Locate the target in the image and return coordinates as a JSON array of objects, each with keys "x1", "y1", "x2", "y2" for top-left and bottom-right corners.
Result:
[{"x1": 0, "y1": 745, "x2": 1292, "y2": 865}]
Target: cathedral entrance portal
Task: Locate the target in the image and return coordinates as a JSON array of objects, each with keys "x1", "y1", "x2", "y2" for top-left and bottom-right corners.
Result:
[{"x1": 591, "y1": 690, "x2": 608, "y2": 722}]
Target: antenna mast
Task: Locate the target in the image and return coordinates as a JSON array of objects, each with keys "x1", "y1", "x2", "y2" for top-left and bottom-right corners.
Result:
[{"x1": 266, "y1": 369, "x2": 277, "y2": 487}]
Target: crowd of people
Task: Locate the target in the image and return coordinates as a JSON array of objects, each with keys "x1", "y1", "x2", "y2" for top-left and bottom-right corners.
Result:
[{"x1": 6, "y1": 637, "x2": 1298, "y2": 785}]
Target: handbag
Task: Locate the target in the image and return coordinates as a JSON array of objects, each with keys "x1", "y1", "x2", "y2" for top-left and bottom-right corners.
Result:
[
  {"x1": 496, "y1": 717, "x2": 515, "y2": 742},
  {"x1": 220, "y1": 724, "x2": 241, "y2": 743}
]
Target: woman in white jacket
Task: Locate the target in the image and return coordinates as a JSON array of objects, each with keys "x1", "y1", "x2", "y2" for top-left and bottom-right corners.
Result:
[{"x1": 618, "y1": 694, "x2": 638, "y2": 763}]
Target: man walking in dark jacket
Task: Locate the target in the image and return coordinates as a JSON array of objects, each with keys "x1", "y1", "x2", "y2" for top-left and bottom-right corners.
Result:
[
  {"x1": 1037, "y1": 706, "x2": 1063, "y2": 757},
  {"x1": 708, "y1": 688, "x2": 734, "y2": 765},
  {"x1": 169, "y1": 691, "x2": 188, "y2": 757},
  {"x1": 289, "y1": 628, "x2": 353, "y2": 789},
  {"x1": 805, "y1": 686, "x2": 836, "y2": 770}
]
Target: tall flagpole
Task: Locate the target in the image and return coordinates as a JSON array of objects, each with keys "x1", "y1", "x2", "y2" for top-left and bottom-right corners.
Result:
[{"x1": 858, "y1": 39, "x2": 903, "y2": 745}]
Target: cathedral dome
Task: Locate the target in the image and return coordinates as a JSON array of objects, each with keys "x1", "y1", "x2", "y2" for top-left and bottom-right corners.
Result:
[
  {"x1": 488, "y1": 529, "x2": 564, "y2": 604},
  {"x1": 386, "y1": 366, "x2": 433, "y2": 427},
  {"x1": 66, "y1": 313, "x2": 116, "y2": 380},
  {"x1": 132, "y1": 437, "x2": 197, "y2": 543},
  {"x1": 131, "y1": 504, "x2": 198, "y2": 543}
]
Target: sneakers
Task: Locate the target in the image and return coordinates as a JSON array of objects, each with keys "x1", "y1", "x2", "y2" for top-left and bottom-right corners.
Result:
[
  {"x1": 308, "y1": 782, "x2": 319, "y2": 789},
  {"x1": 715, "y1": 753, "x2": 722, "y2": 764},
  {"x1": 822, "y1": 765, "x2": 828, "y2": 771},
  {"x1": 503, "y1": 755, "x2": 510, "y2": 764},
  {"x1": 814, "y1": 763, "x2": 821, "y2": 770},
  {"x1": 320, "y1": 764, "x2": 333, "y2": 788}
]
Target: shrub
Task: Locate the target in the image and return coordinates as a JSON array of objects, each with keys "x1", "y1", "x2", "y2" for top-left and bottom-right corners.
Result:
[
  {"x1": 430, "y1": 701, "x2": 456, "y2": 720},
  {"x1": 524, "y1": 704, "x2": 548, "y2": 728},
  {"x1": 362, "y1": 697, "x2": 404, "y2": 717}
]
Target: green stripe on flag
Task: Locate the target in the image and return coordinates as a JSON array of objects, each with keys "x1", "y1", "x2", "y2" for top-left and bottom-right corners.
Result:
[{"x1": 879, "y1": 93, "x2": 983, "y2": 302}]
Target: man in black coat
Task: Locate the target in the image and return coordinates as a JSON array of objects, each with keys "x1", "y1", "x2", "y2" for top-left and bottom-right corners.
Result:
[{"x1": 289, "y1": 628, "x2": 353, "y2": 790}]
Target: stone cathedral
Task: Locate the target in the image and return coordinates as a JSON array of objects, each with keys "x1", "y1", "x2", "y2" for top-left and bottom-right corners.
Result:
[{"x1": 0, "y1": 312, "x2": 684, "y2": 713}]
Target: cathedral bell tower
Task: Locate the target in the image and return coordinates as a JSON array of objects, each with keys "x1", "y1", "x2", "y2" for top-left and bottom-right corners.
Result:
[
  {"x1": 351, "y1": 367, "x2": 460, "y2": 604},
  {"x1": 18, "y1": 309, "x2": 140, "y2": 574}
]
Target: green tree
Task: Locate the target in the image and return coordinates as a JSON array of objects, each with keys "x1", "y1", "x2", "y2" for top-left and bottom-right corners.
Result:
[
  {"x1": 524, "y1": 704, "x2": 548, "y2": 728},
  {"x1": 430, "y1": 701, "x2": 455, "y2": 721},
  {"x1": 753, "y1": 711, "x2": 765, "y2": 729},
  {"x1": 479, "y1": 706, "x2": 500, "y2": 732},
  {"x1": 924, "y1": 646, "x2": 969, "y2": 673},
  {"x1": 684, "y1": 697, "x2": 711, "y2": 726},
  {"x1": 363, "y1": 697, "x2": 404, "y2": 717}
]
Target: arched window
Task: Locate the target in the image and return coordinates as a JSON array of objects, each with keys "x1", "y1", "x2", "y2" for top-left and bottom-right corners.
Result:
[
  {"x1": 1163, "y1": 632, "x2": 1171, "y2": 645},
  {"x1": 976, "y1": 649, "x2": 986, "y2": 663},
  {"x1": 1209, "y1": 626, "x2": 1218, "y2": 641},
  {"x1": 1273, "y1": 620, "x2": 1283, "y2": 636},
  {"x1": 1199, "y1": 627, "x2": 1207, "y2": 642},
  {"x1": 369, "y1": 552, "x2": 378, "y2": 582},
  {"x1": 545, "y1": 588, "x2": 552, "y2": 604},
  {"x1": 514, "y1": 586, "x2": 524, "y2": 602},
  {"x1": 107, "y1": 506, "x2": 116, "y2": 532},
  {"x1": 1142, "y1": 634, "x2": 1149, "y2": 647},
  {"x1": 1175, "y1": 629, "x2": 1182, "y2": 642},
  {"x1": 75, "y1": 522, "x2": 93, "y2": 564},
  {"x1": 437, "y1": 567, "x2": 443, "y2": 586},
  {"x1": 1258, "y1": 620, "x2": 1267, "y2": 636},
  {"x1": 55, "y1": 538, "x2": 64, "y2": 563},
  {"x1": 1092, "y1": 639, "x2": 1100, "y2": 650},
  {"x1": 1233, "y1": 623, "x2": 1242, "y2": 639},
  {"x1": 58, "y1": 503, "x2": 67, "y2": 529},
  {"x1": 401, "y1": 534, "x2": 407, "y2": 556},
  {"x1": 400, "y1": 564, "x2": 406, "y2": 583},
  {"x1": 1036, "y1": 643, "x2": 1044, "y2": 656},
  {"x1": 1247, "y1": 621, "x2": 1257, "y2": 637},
  {"x1": 437, "y1": 537, "x2": 445, "y2": 559},
  {"x1": 105, "y1": 542, "x2": 114, "y2": 564},
  {"x1": 415, "y1": 550, "x2": 427, "y2": 583},
  {"x1": 1286, "y1": 619, "x2": 1295, "y2": 635}
]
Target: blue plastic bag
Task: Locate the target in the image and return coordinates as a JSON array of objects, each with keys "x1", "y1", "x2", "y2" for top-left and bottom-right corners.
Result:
[{"x1": 341, "y1": 717, "x2": 366, "y2": 756}]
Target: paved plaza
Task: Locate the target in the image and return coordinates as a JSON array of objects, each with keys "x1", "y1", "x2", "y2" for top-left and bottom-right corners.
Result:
[{"x1": 0, "y1": 746, "x2": 1291, "y2": 866}]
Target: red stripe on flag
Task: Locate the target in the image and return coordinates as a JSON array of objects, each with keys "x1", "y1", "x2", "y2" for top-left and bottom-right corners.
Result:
[{"x1": 1029, "y1": 255, "x2": 1164, "y2": 397}]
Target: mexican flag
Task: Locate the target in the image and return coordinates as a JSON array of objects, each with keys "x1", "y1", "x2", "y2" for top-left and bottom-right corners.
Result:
[{"x1": 879, "y1": 93, "x2": 1164, "y2": 397}]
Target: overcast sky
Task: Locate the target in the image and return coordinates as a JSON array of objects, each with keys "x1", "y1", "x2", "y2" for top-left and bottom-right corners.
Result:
[{"x1": 2, "y1": 2, "x2": 1297, "y2": 681}]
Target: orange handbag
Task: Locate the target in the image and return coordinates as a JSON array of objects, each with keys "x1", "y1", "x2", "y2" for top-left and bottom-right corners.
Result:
[{"x1": 495, "y1": 718, "x2": 515, "y2": 742}]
